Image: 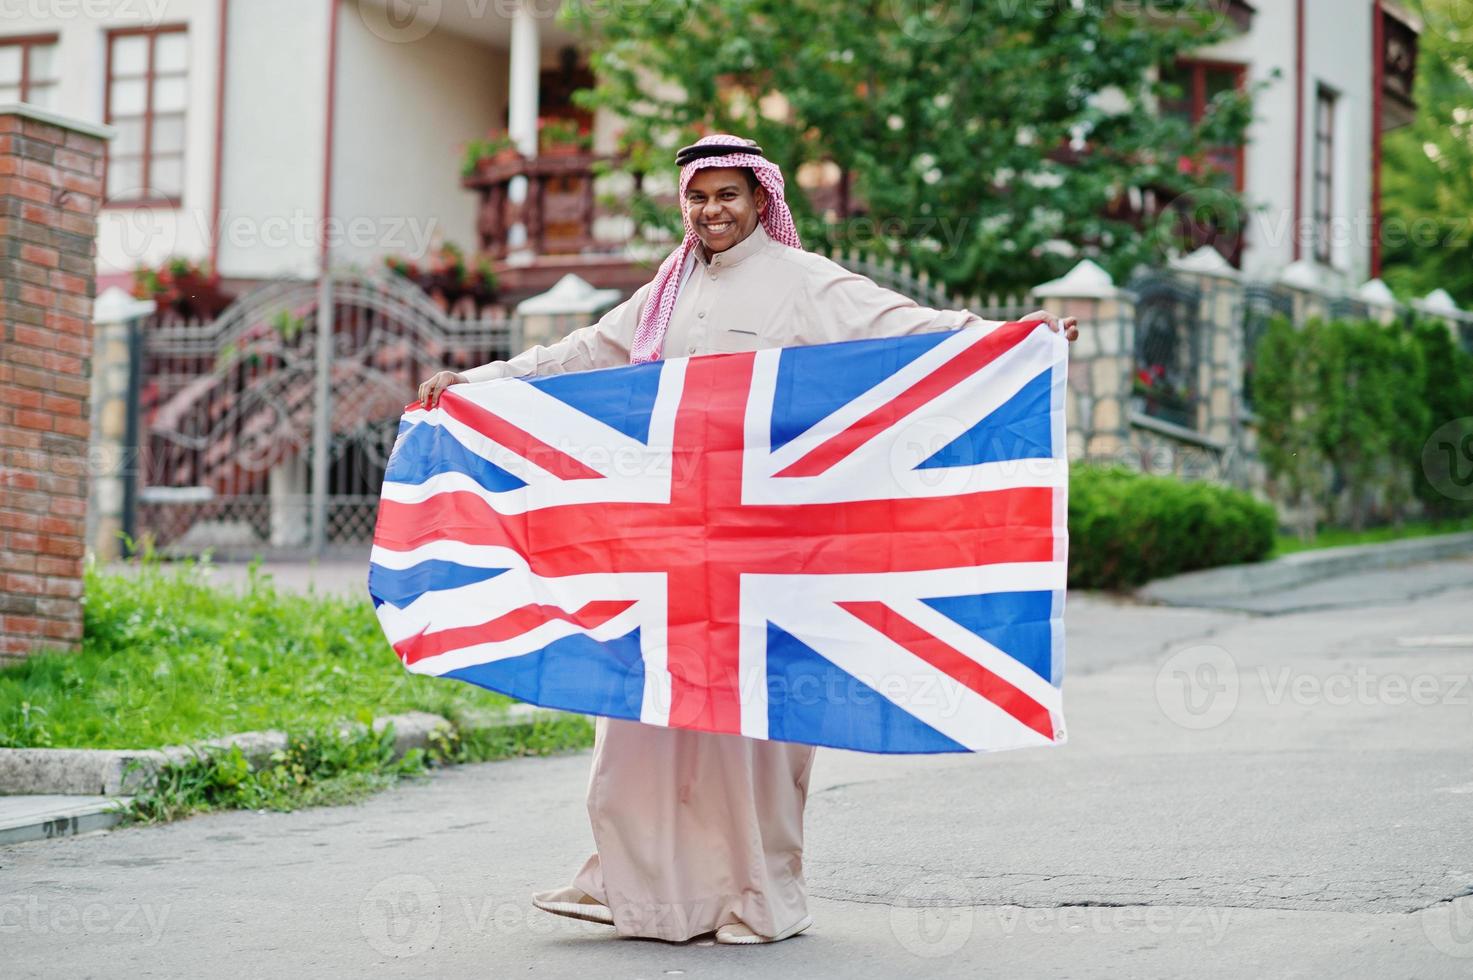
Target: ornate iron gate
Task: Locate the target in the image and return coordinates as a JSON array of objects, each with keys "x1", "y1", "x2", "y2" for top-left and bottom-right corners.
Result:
[
  {"x1": 132, "y1": 273, "x2": 524, "y2": 557},
  {"x1": 1128, "y1": 273, "x2": 1203, "y2": 430}
]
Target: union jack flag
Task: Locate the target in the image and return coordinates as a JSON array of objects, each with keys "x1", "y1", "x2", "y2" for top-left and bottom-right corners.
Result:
[{"x1": 370, "y1": 320, "x2": 1069, "y2": 754}]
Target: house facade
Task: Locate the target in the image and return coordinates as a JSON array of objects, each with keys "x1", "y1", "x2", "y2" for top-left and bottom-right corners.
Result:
[
  {"x1": 1, "y1": 0, "x2": 606, "y2": 296},
  {"x1": 1181, "y1": 0, "x2": 1421, "y2": 288},
  {"x1": 1, "y1": 0, "x2": 1420, "y2": 298}
]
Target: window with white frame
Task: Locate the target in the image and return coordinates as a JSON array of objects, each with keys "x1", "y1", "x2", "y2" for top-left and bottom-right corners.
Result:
[
  {"x1": 0, "y1": 35, "x2": 59, "y2": 109},
  {"x1": 105, "y1": 25, "x2": 188, "y2": 204}
]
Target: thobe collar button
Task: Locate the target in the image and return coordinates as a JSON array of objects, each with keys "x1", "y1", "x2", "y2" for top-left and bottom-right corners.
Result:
[{"x1": 696, "y1": 224, "x2": 770, "y2": 270}]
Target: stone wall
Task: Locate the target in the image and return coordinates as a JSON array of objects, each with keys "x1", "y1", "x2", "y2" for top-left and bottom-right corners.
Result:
[{"x1": 1044, "y1": 249, "x2": 1473, "y2": 500}]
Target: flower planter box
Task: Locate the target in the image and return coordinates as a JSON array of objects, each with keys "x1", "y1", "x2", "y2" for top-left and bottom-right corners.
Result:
[{"x1": 460, "y1": 152, "x2": 609, "y2": 258}]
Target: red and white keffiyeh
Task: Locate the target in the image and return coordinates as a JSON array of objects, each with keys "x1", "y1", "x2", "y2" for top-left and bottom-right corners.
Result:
[{"x1": 629, "y1": 134, "x2": 802, "y2": 364}]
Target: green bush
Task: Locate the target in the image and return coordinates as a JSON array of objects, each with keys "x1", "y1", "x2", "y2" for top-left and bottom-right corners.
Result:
[
  {"x1": 125, "y1": 723, "x2": 429, "y2": 824},
  {"x1": 1254, "y1": 315, "x2": 1473, "y2": 533},
  {"x1": 1411, "y1": 318, "x2": 1473, "y2": 519},
  {"x1": 1068, "y1": 466, "x2": 1276, "y2": 590}
]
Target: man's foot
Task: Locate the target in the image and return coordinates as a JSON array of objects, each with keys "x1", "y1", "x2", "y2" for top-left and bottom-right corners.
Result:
[
  {"x1": 531, "y1": 886, "x2": 615, "y2": 925},
  {"x1": 714, "y1": 914, "x2": 813, "y2": 945}
]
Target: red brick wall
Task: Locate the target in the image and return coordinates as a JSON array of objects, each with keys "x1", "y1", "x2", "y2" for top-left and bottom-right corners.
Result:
[{"x1": 0, "y1": 109, "x2": 108, "y2": 662}]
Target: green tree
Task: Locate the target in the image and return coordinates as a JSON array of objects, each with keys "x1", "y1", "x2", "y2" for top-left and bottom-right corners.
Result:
[
  {"x1": 1380, "y1": 0, "x2": 1473, "y2": 306},
  {"x1": 565, "y1": 0, "x2": 1251, "y2": 294}
]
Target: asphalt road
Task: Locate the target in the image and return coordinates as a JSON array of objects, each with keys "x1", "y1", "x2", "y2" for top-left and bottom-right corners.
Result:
[{"x1": 6, "y1": 558, "x2": 1473, "y2": 979}]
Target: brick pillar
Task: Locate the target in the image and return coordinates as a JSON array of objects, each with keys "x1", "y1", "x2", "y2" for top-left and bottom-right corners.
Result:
[{"x1": 0, "y1": 105, "x2": 113, "y2": 662}]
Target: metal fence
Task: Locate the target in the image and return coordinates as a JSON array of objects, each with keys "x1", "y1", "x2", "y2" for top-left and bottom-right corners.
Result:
[
  {"x1": 123, "y1": 253, "x2": 1038, "y2": 558},
  {"x1": 1127, "y1": 272, "x2": 1202, "y2": 429},
  {"x1": 132, "y1": 273, "x2": 526, "y2": 557},
  {"x1": 822, "y1": 247, "x2": 1037, "y2": 321},
  {"x1": 1240, "y1": 282, "x2": 1294, "y2": 411}
]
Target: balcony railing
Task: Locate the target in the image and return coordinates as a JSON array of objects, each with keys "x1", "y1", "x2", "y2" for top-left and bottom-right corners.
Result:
[{"x1": 462, "y1": 151, "x2": 614, "y2": 259}]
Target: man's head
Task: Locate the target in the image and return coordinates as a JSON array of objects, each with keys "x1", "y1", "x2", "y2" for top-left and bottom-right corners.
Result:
[
  {"x1": 629, "y1": 135, "x2": 800, "y2": 362},
  {"x1": 684, "y1": 166, "x2": 768, "y2": 256}
]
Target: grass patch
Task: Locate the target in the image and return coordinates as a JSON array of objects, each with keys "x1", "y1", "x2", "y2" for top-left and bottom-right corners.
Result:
[
  {"x1": 122, "y1": 715, "x2": 596, "y2": 825},
  {"x1": 124, "y1": 723, "x2": 429, "y2": 824},
  {"x1": 0, "y1": 556, "x2": 543, "y2": 750},
  {"x1": 1271, "y1": 516, "x2": 1473, "y2": 557}
]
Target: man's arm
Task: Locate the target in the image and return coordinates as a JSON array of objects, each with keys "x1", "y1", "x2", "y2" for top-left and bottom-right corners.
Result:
[
  {"x1": 799, "y1": 258, "x2": 1077, "y2": 343},
  {"x1": 419, "y1": 283, "x2": 650, "y2": 406}
]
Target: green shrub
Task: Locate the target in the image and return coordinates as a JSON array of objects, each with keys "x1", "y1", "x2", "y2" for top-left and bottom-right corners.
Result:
[
  {"x1": 1411, "y1": 318, "x2": 1473, "y2": 519},
  {"x1": 1254, "y1": 315, "x2": 1473, "y2": 533},
  {"x1": 125, "y1": 723, "x2": 428, "y2": 824},
  {"x1": 1068, "y1": 466, "x2": 1276, "y2": 590}
]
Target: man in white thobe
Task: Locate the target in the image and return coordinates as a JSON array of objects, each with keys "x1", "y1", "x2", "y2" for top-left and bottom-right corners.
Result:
[{"x1": 418, "y1": 134, "x2": 1077, "y2": 944}]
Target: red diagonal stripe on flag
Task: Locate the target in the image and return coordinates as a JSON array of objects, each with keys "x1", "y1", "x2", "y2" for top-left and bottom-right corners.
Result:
[
  {"x1": 837, "y1": 599, "x2": 1055, "y2": 740},
  {"x1": 438, "y1": 388, "x2": 603, "y2": 481},
  {"x1": 775, "y1": 319, "x2": 1043, "y2": 478},
  {"x1": 395, "y1": 599, "x2": 635, "y2": 665}
]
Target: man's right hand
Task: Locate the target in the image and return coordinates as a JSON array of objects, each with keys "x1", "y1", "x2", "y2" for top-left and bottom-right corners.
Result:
[{"x1": 417, "y1": 370, "x2": 467, "y2": 409}]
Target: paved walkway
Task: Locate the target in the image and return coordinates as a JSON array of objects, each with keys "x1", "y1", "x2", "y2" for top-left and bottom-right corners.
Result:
[{"x1": 11, "y1": 558, "x2": 1471, "y2": 977}]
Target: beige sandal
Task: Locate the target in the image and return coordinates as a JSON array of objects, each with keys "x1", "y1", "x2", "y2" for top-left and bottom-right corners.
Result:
[
  {"x1": 531, "y1": 886, "x2": 615, "y2": 925},
  {"x1": 715, "y1": 914, "x2": 813, "y2": 945}
]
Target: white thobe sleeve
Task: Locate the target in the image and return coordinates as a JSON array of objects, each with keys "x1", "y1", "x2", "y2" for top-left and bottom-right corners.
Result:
[
  {"x1": 798, "y1": 258, "x2": 1004, "y2": 343},
  {"x1": 461, "y1": 283, "x2": 652, "y2": 382}
]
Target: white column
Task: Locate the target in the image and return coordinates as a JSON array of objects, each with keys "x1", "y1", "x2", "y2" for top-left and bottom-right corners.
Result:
[
  {"x1": 508, "y1": 4, "x2": 541, "y2": 156},
  {"x1": 506, "y1": 3, "x2": 540, "y2": 251}
]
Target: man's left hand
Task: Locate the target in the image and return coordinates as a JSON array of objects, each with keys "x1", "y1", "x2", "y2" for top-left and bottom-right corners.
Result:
[{"x1": 1024, "y1": 310, "x2": 1080, "y2": 343}]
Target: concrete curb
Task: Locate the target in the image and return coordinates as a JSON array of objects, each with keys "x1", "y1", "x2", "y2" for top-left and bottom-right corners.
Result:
[
  {"x1": 0, "y1": 795, "x2": 133, "y2": 847},
  {"x1": 1137, "y1": 531, "x2": 1473, "y2": 608},
  {"x1": 0, "y1": 703, "x2": 569, "y2": 798}
]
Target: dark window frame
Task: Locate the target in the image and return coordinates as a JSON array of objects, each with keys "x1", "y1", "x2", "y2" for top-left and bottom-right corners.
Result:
[
  {"x1": 1163, "y1": 57, "x2": 1248, "y2": 193},
  {"x1": 103, "y1": 23, "x2": 189, "y2": 208},
  {"x1": 1312, "y1": 83, "x2": 1338, "y2": 266},
  {"x1": 0, "y1": 33, "x2": 60, "y2": 106}
]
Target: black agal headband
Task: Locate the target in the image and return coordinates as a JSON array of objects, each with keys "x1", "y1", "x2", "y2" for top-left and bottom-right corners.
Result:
[{"x1": 674, "y1": 140, "x2": 766, "y2": 168}]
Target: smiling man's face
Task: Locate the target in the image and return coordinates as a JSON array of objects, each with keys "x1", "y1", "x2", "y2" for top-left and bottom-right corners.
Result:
[{"x1": 684, "y1": 167, "x2": 768, "y2": 256}]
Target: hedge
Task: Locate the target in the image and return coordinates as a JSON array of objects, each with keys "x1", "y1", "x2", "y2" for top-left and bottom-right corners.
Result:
[
  {"x1": 1067, "y1": 466, "x2": 1276, "y2": 590},
  {"x1": 1254, "y1": 315, "x2": 1473, "y2": 532}
]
